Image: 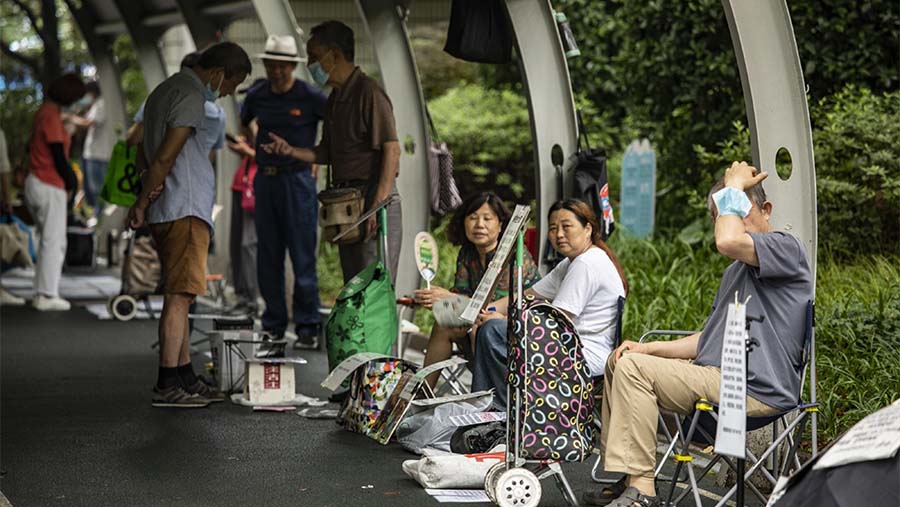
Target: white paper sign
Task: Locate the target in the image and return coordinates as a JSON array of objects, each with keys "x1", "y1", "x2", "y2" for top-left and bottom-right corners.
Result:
[
  {"x1": 448, "y1": 411, "x2": 507, "y2": 427},
  {"x1": 433, "y1": 294, "x2": 472, "y2": 328},
  {"x1": 413, "y1": 356, "x2": 468, "y2": 381},
  {"x1": 320, "y1": 352, "x2": 394, "y2": 391},
  {"x1": 460, "y1": 205, "x2": 530, "y2": 323},
  {"x1": 715, "y1": 301, "x2": 747, "y2": 459},
  {"x1": 813, "y1": 400, "x2": 900, "y2": 470}
]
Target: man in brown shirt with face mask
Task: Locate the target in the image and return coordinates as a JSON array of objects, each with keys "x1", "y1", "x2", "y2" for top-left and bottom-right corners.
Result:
[{"x1": 262, "y1": 20, "x2": 402, "y2": 284}]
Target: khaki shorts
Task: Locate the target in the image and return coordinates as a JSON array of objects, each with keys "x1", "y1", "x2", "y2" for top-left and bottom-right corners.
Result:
[{"x1": 149, "y1": 216, "x2": 209, "y2": 296}]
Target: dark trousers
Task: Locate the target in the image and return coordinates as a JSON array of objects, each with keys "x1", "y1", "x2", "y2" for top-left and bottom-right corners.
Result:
[
  {"x1": 254, "y1": 168, "x2": 320, "y2": 334},
  {"x1": 472, "y1": 319, "x2": 509, "y2": 408}
]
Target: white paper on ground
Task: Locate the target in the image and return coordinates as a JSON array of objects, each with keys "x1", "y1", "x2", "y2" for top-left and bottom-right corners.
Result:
[
  {"x1": 448, "y1": 411, "x2": 506, "y2": 427},
  {"x1": 813, "y1": 400, "x2": 900, "y2": 470},
  {"x1": 229, "y1": 393, "x2": 327, "y2": 407},
  {"x1": 715, "y1": 299, "x2": 747, "y2": 459},
  {"x1": 424, "y1": 489, "x2": 491, "y2": 503}
]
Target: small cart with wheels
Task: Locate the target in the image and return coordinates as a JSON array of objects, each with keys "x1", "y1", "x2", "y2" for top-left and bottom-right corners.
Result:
[{"x1": 483, "y1": 229, "x2": 591, "y2": 507}]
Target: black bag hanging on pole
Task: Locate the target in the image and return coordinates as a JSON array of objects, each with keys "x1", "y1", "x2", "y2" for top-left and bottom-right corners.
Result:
[
  {"x1": 572, "y1": 111, "x2": 616, "y2": 240},
  {"x1": 444, "y1": 0, "x2": 514, "y2": 64}
]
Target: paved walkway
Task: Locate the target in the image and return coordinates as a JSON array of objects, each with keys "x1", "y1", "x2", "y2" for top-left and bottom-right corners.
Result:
[{"x1": 0, "y1": 292, "x2": 760, "y2": 506}]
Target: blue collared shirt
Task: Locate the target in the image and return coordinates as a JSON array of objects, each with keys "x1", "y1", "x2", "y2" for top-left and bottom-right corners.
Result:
[{"x1": 141, "y1": 68, "x2": 216, "y2": 229}]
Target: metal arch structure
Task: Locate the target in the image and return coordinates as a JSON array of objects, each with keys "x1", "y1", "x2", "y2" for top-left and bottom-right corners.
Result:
[
  {"x1": 355, "y1": 0, "x2": 431, "y2": 300},
  {"x1": 503, "y1": 0, "x2": 580, "y2": 269},
  {"x1": 249, "y1": 0, "x2": 314, "y2": 82},
  {"x1": 722, "y1": 0, "x2": 819, "y2": 452},
  {"x1": 722, "y1": 0, "x2": 818, "y2": 280}
]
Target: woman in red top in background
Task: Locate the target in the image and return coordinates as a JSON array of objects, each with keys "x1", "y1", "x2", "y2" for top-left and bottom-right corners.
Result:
[{"x1": 26, "y1": 73, "x2": 85, "y2": 311}]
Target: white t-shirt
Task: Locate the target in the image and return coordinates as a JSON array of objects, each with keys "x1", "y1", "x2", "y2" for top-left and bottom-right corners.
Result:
[
  {"x1": 83, "y1": 99, "x2": 114, "y2": 161},
  {"x1": 531, "y1": 246, "x2": 626, "y2": 376}
]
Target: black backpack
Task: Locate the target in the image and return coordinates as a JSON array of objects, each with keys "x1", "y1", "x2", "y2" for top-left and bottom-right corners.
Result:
[{"x1": 572, "y1": 111, "x2": 616, "y2": 240}]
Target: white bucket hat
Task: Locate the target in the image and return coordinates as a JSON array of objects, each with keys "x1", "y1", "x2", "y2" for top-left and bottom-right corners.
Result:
[{"x1": 255, "y1": 35, "x2": 304, "y2": 63}]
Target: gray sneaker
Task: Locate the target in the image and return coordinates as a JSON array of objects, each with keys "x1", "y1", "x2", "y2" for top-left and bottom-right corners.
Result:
[
  {"x1": 151, "y1": 385, "x2": 211, "y2": 408},
  {"x1": 184, "y1": 379, "x2": 226, "y2": 402}
]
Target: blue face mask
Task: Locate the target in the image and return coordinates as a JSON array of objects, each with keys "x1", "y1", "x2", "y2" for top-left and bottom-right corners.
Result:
[
  {"x1": 308, "y1": 62, "x2": 330, "y2": 87},
  {"x1": 205, "y1": 73, "x2": 224, "y2": 101}
]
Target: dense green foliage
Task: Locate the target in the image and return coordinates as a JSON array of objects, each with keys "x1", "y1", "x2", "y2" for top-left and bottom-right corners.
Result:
[
  {"x1": 554, "y1": 0, "x2": 899, "y2": 232},
  {"x1": 696, "y1": 87, "x2": 900, "y2": 256},
  {"x1": 428, "y1": 85, "x2": 533, "y2": 201}
]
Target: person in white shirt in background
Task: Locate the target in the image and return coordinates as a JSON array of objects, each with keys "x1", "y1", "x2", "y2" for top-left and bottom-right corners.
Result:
[
  {"x1": 67, "y1": 81, "x2": 114, "y2": 218},
  {"x1": 0, "y1": 127, "x2": 26, "y2": 306}
]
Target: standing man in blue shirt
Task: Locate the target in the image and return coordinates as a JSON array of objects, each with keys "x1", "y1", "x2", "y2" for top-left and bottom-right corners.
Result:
[{"x1": 241, "y1": 35, "x2": 328, "y2": 350}]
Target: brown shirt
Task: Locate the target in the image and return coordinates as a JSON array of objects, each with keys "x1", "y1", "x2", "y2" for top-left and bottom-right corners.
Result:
[{"x1": 313, "y1": 67, "x2": 398, "y2": 183}]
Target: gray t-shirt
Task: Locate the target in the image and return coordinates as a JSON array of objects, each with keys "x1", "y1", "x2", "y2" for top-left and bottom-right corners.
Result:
[
  {"x1": 694, "y1": 231, "x2": 813, "y2": 410},
  {"x1": 141, "y1": 68, "x2": 215, "y2": 229}
]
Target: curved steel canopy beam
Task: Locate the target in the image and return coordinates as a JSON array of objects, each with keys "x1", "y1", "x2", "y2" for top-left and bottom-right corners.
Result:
[
  {"x1": 112, "y1": 0, "x2": 167, "y2": 89},
  {"x1": 723, "y1": 0, "x2": 818, "y2": 279},
  {"x1": 356, "y1": 0, "x2": 430, "y2": 299},
  {"x1": 250, "y1": 0, "x2": 313, "y2": 82},
  {"x1": 503, "y1": 0, "x2": 580, "y2": 270}
]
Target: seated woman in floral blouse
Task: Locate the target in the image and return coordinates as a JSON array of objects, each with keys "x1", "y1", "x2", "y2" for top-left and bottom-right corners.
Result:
[{"x1": 414, "y1": 192, "x2": 540, "y2": 388}]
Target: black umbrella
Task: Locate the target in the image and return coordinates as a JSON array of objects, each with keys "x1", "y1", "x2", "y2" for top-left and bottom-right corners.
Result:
[{"x1": 772, "y1": 449, "x2": 899, "y2": 506}]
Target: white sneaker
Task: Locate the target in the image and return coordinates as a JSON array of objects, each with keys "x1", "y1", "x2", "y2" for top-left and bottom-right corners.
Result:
[
  {"x1": 32, "y1": 294, "x2": 71, "y2": 311},
  {"x1": 0, "y1": 288, "x2": 25, "y2": 306}
]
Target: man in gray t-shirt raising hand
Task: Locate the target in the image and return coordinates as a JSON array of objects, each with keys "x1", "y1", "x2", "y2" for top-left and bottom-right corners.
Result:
[{"x1": 584, "y1": 161, "x2": 814, "y2": 507}]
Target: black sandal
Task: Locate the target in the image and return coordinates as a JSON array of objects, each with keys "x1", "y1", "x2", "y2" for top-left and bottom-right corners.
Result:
[
  {"x1": 583, "y1": 475, "x2": 628, "y2": 506},
  {"x1": 607, "y1": 487, "x2": 660, "y2": 507}
]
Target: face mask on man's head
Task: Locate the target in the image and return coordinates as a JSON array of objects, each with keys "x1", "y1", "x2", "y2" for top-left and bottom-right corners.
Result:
[{"x1": 205, "y1": 72, "x2": 224, "y2": 101}]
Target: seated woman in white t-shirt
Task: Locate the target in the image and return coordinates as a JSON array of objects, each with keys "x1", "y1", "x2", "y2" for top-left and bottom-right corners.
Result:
[{"x1": 471, "y1": 199, "x2": 628, "y2": 407}]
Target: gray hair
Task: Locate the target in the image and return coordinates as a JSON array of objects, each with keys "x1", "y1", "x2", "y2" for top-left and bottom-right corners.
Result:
[{"x1": 707, "y1": 177, "x2": 767, "y2": 219}]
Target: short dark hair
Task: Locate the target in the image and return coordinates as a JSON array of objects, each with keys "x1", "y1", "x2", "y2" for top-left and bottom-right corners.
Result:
[
  {"x1": 46, "y1": 73, "x2": 86, "y2": 106},
  {"x1": 447, "y1": 192, "x2": 512, "y2": 248},
  {"x1": 310, "y1": 21, "x2": 355, "y2": 62},
  {"x1": 85, "y1": 81, "x2": 100, "y2": 96},
  {"x1": 706, "y1": 177, "x2": 767, "y2": 219},
  {"x1": 180, "y1": 51, "x2": 202, "y2": 70},
  {"x1": 197, "y1": 42, "x2": 252, "y2": 78}
]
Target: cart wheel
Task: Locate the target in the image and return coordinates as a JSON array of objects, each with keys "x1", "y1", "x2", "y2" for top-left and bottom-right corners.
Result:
[
  {"x1": 484, "y1": 462, "x2": 506, "y2": 503},
  {"x1": 495, "y1": 468, "x2": 541, "y2": 507},
  {"x1": 111, "y1": 294, "x2": 138, "y2": 321}
]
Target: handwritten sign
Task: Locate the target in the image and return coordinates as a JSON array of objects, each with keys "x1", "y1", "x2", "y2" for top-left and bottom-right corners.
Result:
[
  {"x1": 320, "y1": 352, "x2": 394, "y2": 391},
  {"x1": 460, "y1": 205, "x2": 530, "y2": 323},
  {"x1": 715, "y1": 300, "x2": 747, "y2": 459}
]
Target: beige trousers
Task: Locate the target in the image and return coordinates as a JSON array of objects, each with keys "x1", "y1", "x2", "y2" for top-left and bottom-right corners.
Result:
[{"x1": 600, "y1": 353, "x2": 778, "y2": 478}]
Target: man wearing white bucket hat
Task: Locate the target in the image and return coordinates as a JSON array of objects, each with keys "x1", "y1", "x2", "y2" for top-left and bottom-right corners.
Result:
[{"x1": 241, "y1": 34, "x2": 327, "y2": 350}]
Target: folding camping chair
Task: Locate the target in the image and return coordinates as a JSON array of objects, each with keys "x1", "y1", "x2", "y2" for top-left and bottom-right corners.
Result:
[{"x1": 642, "y1": 300, "x2": 818, "y2": 507}]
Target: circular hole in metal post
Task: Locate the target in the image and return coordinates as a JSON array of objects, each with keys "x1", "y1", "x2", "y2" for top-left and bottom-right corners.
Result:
[
  {"x1": 551, "y1": 144, "x2": 564, "y2": 168},
  {"x1": 775, "y1": 147, "x2": 793, "y2": 181}
]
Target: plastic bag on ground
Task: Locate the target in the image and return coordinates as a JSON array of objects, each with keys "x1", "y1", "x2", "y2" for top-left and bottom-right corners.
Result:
[
  {"x1": 402, "y1": 445, "x2": 505, "y2": 489},
  {"x1": 395, "y1": 391, "x2": 493, "y2": 454}
]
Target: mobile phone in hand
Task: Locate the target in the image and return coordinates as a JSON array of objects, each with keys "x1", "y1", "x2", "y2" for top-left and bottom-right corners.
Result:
[{"x1": 225, "y1": 133, "x2": 238, "y2": 143}]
